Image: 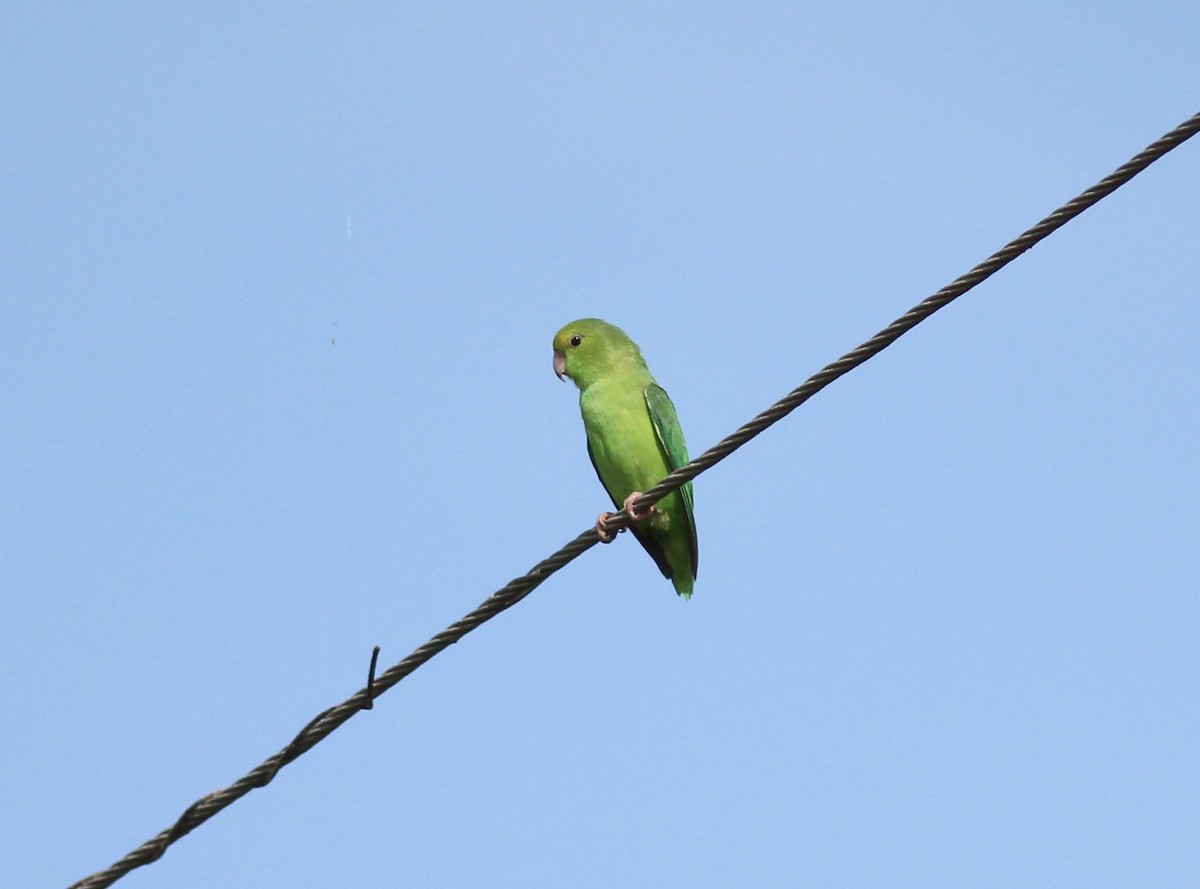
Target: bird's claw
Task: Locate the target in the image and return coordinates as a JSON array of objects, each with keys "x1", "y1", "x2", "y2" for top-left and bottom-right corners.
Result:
[
  {"x1": 622, "y1": 491, "x2": 655, "y2": 522},
  {"x1": 595, "y1": 512, "x2": 621, "y2": 543},
  {"x1": 595, "y1": 493, "x2": 654, "y2": 543}
]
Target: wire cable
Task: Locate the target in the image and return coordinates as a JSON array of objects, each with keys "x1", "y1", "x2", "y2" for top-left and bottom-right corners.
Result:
[{"x1": 68, "y1": 109, "x2": 1200, "y2": 889}]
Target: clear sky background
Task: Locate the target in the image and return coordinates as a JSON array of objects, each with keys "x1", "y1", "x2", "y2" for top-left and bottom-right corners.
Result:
[{"x1": 4, "y1": 5, "x2": 1198, "y2": 888}]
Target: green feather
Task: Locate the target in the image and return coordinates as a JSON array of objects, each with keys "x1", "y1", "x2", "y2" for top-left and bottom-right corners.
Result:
[{"x1": 553, "y1": 318, "x2": 698, "y2": 597}]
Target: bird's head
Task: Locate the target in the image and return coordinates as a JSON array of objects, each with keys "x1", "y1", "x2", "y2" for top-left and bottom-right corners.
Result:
[{"x1": 552, "y1": 318, "x2": 642, "y2": 390}]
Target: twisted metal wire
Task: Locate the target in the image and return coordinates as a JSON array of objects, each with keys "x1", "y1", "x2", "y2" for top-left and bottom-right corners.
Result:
[{"x1": 69, "y1": 109, "x2": 1200, "y2": 889}]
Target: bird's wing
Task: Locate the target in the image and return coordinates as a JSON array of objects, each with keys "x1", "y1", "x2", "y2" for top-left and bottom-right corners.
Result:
[{"x1": 645, "y1": 383, "x2": 698, "y2": 578}]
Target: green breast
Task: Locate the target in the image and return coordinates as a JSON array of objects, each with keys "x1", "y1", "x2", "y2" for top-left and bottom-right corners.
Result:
[{"x1": 580, "y1": 380, "x2": 669, "y2": 503}]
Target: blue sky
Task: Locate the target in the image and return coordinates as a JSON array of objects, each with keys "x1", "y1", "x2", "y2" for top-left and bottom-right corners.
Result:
[{"x1": 4, "y1": 5, "x2": 1198, "y2": 888}]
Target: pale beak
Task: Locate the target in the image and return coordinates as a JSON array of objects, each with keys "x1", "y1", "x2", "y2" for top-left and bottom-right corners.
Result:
[{"x1": 553, "y1": 350, "x2": 567, "y2": 381}]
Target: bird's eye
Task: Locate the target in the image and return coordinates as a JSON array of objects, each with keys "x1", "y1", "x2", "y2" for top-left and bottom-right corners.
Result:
[{"x1": 569, "y1": 334, "x2": 583, "y2": 347}]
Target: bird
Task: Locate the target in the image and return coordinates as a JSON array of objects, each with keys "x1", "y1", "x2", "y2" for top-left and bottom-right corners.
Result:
[{"x1": 552, "y1": 318, "x2": 698, "y2": 597}]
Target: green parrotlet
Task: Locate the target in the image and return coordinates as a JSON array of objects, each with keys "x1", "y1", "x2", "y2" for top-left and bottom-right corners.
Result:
[{"x1": 552, "y1": 318, "x2": 698, "y2": 598}]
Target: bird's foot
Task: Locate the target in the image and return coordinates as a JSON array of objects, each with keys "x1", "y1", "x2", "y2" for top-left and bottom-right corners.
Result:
[
  {"x1": 595, "y1": 512, "x2": 622, "y2": 543},
  {"x1": 621, "y1": 491, "x2": 655, "y2": 522},
  {"x1": 595, "y1": 493, "x2": 654, "y2": 543}
]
